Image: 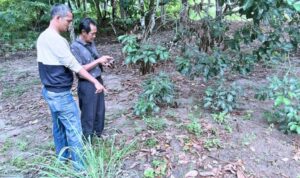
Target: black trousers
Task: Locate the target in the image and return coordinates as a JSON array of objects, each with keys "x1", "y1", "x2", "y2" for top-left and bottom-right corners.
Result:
[{"x1": 78, "y1": 77, "x2": 105, "y2": 139}]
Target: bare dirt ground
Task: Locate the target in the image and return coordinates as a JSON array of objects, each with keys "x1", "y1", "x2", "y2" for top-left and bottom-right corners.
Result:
[{"x1": 0, "y1": 31, "x2": 300, "y2": 178}]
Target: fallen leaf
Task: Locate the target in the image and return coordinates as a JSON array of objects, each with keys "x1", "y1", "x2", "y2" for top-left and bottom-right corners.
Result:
[
  {"x1": 184, "y1": 170, "x2": 198, "y2": 177},
  {"x1": 199, "y1": 171, "x2": 215, "y2": 176},
  {"x1": 237, "y1": 168, "x2": 246, "y2": 178}
]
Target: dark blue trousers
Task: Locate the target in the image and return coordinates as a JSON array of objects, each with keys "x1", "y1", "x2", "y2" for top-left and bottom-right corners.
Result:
[{"x1": 78, "y1": 77, "x2": 105, "y2": 139}]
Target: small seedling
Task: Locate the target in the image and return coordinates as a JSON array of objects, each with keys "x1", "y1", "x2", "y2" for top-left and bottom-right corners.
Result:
[{"x1": 204, "y1": 138, "x2": 221, "y2": 150}]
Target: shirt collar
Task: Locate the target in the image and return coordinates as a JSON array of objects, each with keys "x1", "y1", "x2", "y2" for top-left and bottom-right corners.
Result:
[{"x1": 76, "y1": 36, "x2": 92, "y2": 46}]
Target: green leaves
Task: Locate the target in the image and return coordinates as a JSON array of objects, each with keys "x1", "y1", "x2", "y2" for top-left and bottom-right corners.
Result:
[
  {"x1": 118, "y1": 34, "x2": 169, "y2": 75},
  {"x1": 204, "y1": 82, "x2": 241, "y2": 113},
  {"x1": 134, "y1": 73, "x2": 175, "y2": 116},
  {"x1": 256, "y1": 76, "x2": 300, "y2": 134}
]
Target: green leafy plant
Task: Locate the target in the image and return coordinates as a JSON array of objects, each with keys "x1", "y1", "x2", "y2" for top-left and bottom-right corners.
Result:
[
  {"x1": 144, "y1": 159, "x2": 167, "y2": 178},
  {"x1": 204, "y1": 138, "x2": 221, "y2": 151},
  {"x1": 176, "y1": 48, "x2": 229, "y2": 80},
  {"x1": 143, "y1": 116, "x2": 166, "y2": 131},
  {"x1": 145, "y1": 138, "x2": 158, "y2": 148},
  {"x1": 255, "y1": 75, "x2": 300, "y2": 134},
  {"x1": 144, "y1": 168, "x2": 155, "y2": 178},
  {"x1": 185, "y1": 114, "x2": 202, "y2": 137},
  {"x1": 118, "y1": 34, "x2": 169, "y2": 75},
  {"x1": 211, "y1": 111, "x2": 229, "y2": 124},
  {"x1": 134, "y1": 72, "x2": 175, "y2": 116},
  {"x1": 204, "y1": 82, "x2": 241, "y2": 113},
  {"x1": 0, "y1": 139, "x2": 12, "y2": 153}
]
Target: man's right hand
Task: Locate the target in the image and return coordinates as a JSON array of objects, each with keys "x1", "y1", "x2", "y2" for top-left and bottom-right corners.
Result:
[
  {"x1": 97, "y1": 55, "x2": 113, "y2": 65},
  {"x1": 94, "y1": 81, "x2": 107, "y2": 93}
]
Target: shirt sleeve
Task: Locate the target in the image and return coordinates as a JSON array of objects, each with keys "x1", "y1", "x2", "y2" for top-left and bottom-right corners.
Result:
[
  {"x1": 70, "y1": 43, "x2": 84, "y2": 65},
  {"x1": 49, "y1": 38, "x2": 82, "y2": 73}
]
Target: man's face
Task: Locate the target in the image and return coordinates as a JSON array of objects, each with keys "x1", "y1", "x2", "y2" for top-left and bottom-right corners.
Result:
[
  {"x1": 58, "y1": 12, "x2": 73, "y2": 32},
  {"x1": 83, "y1": 24, "x2": 97, "y2": 43}
]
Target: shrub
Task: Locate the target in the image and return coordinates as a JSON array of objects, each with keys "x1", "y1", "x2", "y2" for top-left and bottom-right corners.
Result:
[
  {"x1": 255, "y1": 75, "x2": 300, "y2": 134},
  {"x1": 204, "y1": 82, "x2": 241, "y2": 113},
  {"x1": 134, "y1": 72, "x2": 175, "y2": 116},
  {"x1": 118, "y1": 34, "x2": 169, "y2": 75}
]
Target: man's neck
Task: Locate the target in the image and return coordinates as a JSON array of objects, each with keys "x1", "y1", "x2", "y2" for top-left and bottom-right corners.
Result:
[
  {"x1": 79, "y1": 35, "x2": 90, "y2": 44},
  {"x1": 49, "y1": 21, "x2": 60, "y2": 34}
]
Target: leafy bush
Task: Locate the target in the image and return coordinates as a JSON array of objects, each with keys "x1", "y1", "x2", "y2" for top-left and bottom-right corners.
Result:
[
  {"x1": 0, "y1": 0, "x2": 49, "y2": 54},
  {"x1": 176, "y1": 48, "x2": 228, "y2": 81},
  {"x1": 204, "y1": 82, "x2": 241, "y2": 113},
  {"x1": 118, "y1": 34, "x2": 169, "y2": 75},
  {"x1": 255, "y1": 76, "x2": 300, "y2": 134},
  {"x1": 134, "y1": 72, "x2": 175, "y2": 116}
]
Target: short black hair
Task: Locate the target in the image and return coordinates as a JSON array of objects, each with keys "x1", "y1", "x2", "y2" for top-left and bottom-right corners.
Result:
[{"x1": 79, "y1": 18, "x2": 97, "y2": 34}]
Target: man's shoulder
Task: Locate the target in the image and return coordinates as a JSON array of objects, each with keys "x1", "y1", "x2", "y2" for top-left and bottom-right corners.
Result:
[{"x1": 70, "y1": 40, "x2": 82, "y2": 48}]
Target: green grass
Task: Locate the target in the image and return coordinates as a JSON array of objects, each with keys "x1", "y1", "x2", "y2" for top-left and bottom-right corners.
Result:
[
  {"x1": 16, "y1": 139, "x2": 29, "y2": 152},
  {"x1": 0, "y1": 68, "x2": 7, "y2": 78},
  {"x1": 0, "y1": 139, "x2": 13, "y2": 153},
  {"x1": 145, "y1": 138, "x2": 158, "y2": 148},
  {"x1": 33, "y1": 137, "x2": 136, "y2": 178},
  {"x1": 204, "y1": 138, "x2": 221, "y2": 150},
  {"x1": 1, "y1": 78, "x2": 40, "y2": 98},
  {"x1": 143, "y1": 116, "x2": 167, "y2": 131},
  {"x1": 10, "y1": 156, "x2": 27, "y2": 169}
]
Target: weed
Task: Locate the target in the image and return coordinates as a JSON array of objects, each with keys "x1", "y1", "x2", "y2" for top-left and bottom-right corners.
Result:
[
  {"x1": 211, "y1": 112, "x2": 229, "y2": 124},
  {"x1": 224, "y1": 124, "x2": 233, "y2": 133},
  {"x1": 10, "y1": 156, "x2": 27, "y2": 169},
  {"x1": 34, "y1": 137, "x2": 136, "y2": 178},
  {"x1": 145, "y1": 138, "x2": 158, "y2": 148},
  {"x1": 0, "y1": 139, "x2": 13, "y2": 153},
  {"x1": 243, "y1": 110, "x2": 253, "y2": 120},
  {"x1": 241, "y1": 133, "x2": 257, "y2": 146},
  {"x1": 143, "y1": 116, "x2": 166, "y2": 131},
  {"x1": 204, "y1": 138, "x2": 221, "y2": 151},
  {"x1": 152, "y1": 159, "x2": 167, "y2": 177},
  {"x1": 186, "y1": 119, "x2": 202, "y2": 137},
  {"x1": 0, "y1": 68, "x2": 7, "y2": 78},
  {"x1": 144, "y1": 168, "x2": 155, "y2": 178},
  {"x1": 16, "y1": 139, "x2": 29, "y2": 151}
]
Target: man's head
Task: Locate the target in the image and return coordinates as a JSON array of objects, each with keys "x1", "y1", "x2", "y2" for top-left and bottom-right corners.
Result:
[
  {"x1": 50, "y1": 4, "x2": 73, "y2": 32},
  {"x1": 79, "y1": 18, "x2": 97, "y2": 43}
]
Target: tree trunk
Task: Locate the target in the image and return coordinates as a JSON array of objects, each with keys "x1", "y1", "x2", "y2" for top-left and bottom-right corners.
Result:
[
  {"x1": 180, "y1": 0, "x2": 188, "y2": 26},
  {"x1": 76, "y1": 0, "x2": 81, "y2": 8},
  {"x1": 140, "y1": 0, "x2": 145, "y2": 34},
  {"x1": 216, "y1": 0, "x2": 222, "y2": 20},
  {"x1": 161, "y1": 2, "x2": 166, "y2": 26},
  {"x1": 119, "y1": 0, "x2": 127, "y2": 19},
  {"x1": 111, "y1": 0, "x2": 116, "y2": 21},
  {"x1": 93, "y1": 0, "x2": 102, "y2": 24},
  {"x1": 82, "y1": 0, "x2": 87, "y2": 15}
]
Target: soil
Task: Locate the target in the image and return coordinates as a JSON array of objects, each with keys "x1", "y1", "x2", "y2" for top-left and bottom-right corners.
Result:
[{"x1": 0, "y1": 30, "x2": 300, "y2": 178}]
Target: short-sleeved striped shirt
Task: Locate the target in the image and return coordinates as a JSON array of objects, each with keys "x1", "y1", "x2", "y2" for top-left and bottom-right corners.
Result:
[{"x1": 70, "y1": 37, "x2": 102, "y2": 78}]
